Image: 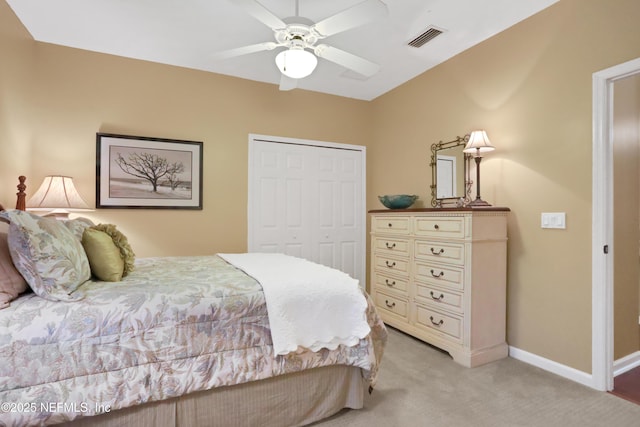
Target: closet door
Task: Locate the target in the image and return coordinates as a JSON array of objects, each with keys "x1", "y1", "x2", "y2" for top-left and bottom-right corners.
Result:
[
  {"x1": 316, "y1": 147, "x2": 362, "y2": 280},
  {"x1": 248, "y1": 135, "x2": 366, "y2": 286}
]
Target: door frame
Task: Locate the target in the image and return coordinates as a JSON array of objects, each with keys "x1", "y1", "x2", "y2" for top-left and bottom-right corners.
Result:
[
  {"x1": 592, "y1": 57, "x2": 640, "y2": 391},
  {"x1": 247, "y1": 133, "x2": 367, "y2": 285}
]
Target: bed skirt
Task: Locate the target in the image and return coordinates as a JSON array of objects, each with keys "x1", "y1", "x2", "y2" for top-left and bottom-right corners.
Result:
[{"x1": 63, "y1": 365, "x2": 364, "y2": 427}]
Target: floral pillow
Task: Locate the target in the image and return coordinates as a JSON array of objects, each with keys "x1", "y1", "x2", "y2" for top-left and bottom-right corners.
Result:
[
  {"x1": 0, "y1": 231, "x2": 28, "y2": 308},
  {"x1": 63, "y1": 216, "x2": 96, "y2": 241},
  {"x1": 0, "y1": 210, "x2": 90, "y2": 301}
]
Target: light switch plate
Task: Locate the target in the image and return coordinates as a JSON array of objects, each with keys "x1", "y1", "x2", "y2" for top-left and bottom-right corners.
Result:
[{"x1": 541, "y1": 212, "x2": 566, "y2": 229}]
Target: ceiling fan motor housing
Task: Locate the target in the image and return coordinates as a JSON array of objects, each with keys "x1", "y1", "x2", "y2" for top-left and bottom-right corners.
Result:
[{"x1": 275, "y1": 22, "x2": 319, "y2": 49}]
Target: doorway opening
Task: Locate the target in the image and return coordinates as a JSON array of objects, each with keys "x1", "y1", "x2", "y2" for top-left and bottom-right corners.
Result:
[{"x1": 592, "y1": 57, "x2": 640, "y2": 391}]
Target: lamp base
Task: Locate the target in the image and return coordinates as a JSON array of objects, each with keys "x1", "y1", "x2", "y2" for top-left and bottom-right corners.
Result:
[{"x1": 466, "y1": 197, "x2": 492, "y2": 207}]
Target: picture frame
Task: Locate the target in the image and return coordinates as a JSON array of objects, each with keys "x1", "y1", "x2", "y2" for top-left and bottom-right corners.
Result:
[{"x1": 96, "y1": 133, "x2": 203, "y2": 209}]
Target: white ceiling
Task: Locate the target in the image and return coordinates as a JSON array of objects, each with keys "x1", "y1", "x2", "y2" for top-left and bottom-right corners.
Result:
[{"x1": 7, "y1": 0, "x2": 559, "y2": 101}]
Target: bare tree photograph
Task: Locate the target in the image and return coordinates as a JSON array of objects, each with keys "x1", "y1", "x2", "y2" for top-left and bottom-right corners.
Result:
[{"x1": 96, "y1": 133, "x2": 203, "y2": 209}]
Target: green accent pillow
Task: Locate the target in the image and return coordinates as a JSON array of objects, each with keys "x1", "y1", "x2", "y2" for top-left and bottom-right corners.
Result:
[
  {"x1": 89, "y1": 223, "x2": 135, "y2": 277},
  {"x1": 82, "y1": 228, "x2": 125, "y2": 282}
]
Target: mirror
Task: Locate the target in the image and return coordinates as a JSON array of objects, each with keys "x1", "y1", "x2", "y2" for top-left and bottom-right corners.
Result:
[{"x1": 430, "y1": 135, "x2": 472, "y2": 207}]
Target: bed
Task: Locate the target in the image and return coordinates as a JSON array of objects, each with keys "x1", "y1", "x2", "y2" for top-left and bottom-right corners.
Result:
[{"x1": 0, "y1": 177, "x2": 387, "y2": 427}]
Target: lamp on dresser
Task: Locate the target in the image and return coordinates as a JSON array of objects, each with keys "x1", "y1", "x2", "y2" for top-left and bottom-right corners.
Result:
[
  {"x1": 463, "y1": 130, "x2": 495, "y2": 207},
  {"x1": 26, "y1": 175, "x2": 91, "y2": 219}
]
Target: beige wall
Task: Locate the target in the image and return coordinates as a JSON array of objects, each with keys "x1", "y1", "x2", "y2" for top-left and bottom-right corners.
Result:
[
  {"x1": 613, "y1": 75, "x2": 640, "y2": 359},
  {"x1": 0, "y1": 0, "x2": 35, "y2": 201},
  {"x1": 370, "y1": 0, "x2": 640, "y2": 372},
  {"x1": 3, "y1": 0, "x2": 640, "y2": 375},
  {"x1": 0, "y1": 1, "x2": 372, "y2": 257}
]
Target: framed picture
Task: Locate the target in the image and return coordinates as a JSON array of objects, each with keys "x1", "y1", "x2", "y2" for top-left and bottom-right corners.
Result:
[{"x1": 96, "y1": 133, "x2": 203, "y2": 209}]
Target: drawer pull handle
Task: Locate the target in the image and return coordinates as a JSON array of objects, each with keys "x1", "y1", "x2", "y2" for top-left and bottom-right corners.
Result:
[
  {"x1": 386, "y1": 261, "x2": 396, "y2": 268},
  {"x1": 430, "y1": 269, "x2": 444, "y2": 278},
  {"x1": 430, "y1": 247, "x2": 444, "y2": 255},
  {"x1": 429, "y1": 316, "x2": 444, "y2": 326},
  {"x1": 430, "y1": 291, "x2": 444, "y2": 301},
  {"x1": 388, "y1": 223, "x2": 393, "y2": 228},
  {"x1": 385, "y1": 300, "x2": 396, "y2": 309},
  {"x1": 385, "y1": 279, "x2": 396, "y2": 287},
  {"x1": 434, "y1": 224, "x2": 440, "y2": 230},
  {"x1": 385, "y1": 242, "x2": 396, "y2": 249}
]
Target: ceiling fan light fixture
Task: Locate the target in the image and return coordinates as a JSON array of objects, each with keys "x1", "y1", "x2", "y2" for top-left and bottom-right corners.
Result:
[{"x1": 275, "y1": 48, "x2": 318, "y2": 79}]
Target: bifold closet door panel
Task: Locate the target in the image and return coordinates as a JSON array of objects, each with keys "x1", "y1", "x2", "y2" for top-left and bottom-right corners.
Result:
[{"x1": 249, "y1": 138, "x2": 365, "y2": 286}]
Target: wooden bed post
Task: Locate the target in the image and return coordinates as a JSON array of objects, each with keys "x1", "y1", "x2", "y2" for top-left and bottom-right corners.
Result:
[{"x1": 16, "y1": 176, "x2": 26, "y2": 211}]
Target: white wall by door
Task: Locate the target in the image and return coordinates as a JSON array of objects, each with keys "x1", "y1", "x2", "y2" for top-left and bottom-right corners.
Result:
[{"x1": 248, "y1": 134, "x2": 366, "y2": 287}]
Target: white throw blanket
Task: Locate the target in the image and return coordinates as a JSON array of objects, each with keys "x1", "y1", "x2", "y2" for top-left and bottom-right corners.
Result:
[{"x1": 218, "y1": 253, "x2": 371, "y2": 356}]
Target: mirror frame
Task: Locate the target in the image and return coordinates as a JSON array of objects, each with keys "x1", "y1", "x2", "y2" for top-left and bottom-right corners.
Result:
[{"x1": 430, "y1": 135, "x2": 473, "y2": 207}]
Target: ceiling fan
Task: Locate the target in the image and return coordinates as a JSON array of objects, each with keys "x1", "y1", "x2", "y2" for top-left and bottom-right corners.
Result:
[{"x1": 214, "y1": 0, "x2": 389, "y2": 91}]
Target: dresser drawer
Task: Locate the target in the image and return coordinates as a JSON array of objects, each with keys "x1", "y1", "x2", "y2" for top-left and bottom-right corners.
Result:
[
  {"x1": 375, "y1": 291, "x2": 409, "y2": 320},
  {"x1": 372, "y1": 216, "x2": 410, "y2": 235},
  {"x1": 373, "y1": 237, "x2": 410, "y2": 257},
  {"x1": 415, "y1": 283, "x2": 463, "y2": 313},
  {"x1": 374, "y1": 272, "x2": 409, "y2": 294},
  {"x1": 414, "y1": 216, "x2": 465, "y2": 239},
  {"x1": 414, "y1": 240, "x2": 465, "y2": 266},
  {"x1": 415, "y1": 304, "x2": 463, "y2": 341},
  {"x1": 374, "y1": 255, "x2": 410, "y2": 277},
  {"x1": 414, "y1": 261, "x2": 464, "y2": 290}
]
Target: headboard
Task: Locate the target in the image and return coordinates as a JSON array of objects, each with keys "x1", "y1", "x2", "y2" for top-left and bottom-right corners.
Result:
[{"x1": 0, "y1": 176, "x2": 27, "y2": 216}]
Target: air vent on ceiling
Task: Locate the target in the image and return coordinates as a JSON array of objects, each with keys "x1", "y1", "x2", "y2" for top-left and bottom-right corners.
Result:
[{"x1": 408, "y1": 26, "x2": 445, "y2": 48}]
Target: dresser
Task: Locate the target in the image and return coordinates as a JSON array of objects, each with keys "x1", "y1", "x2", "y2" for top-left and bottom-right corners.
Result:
[{"x1": 369, "y1": 208, "x2": 509, "y2": 367}]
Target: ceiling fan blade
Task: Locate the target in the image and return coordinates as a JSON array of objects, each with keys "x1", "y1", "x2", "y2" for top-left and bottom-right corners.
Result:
[
  {"x1": 212, "y1": 42, "x2": 278, "y2": 60},
  {"x1": 279, "y1": 74, "x2": 298, "y2": 91},
  {"x1": 312, "y1": 0, "x2": 388, "y2": 37},
  {"x1": 314, "y1": 44, "x2": 380, "y2": 77},
  {"x1": 230, "y1": 0, "x2": 287, "y2": 30}
]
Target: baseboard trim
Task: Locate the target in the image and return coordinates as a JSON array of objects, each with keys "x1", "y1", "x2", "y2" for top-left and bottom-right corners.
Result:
[
  {"x1": 510, "y1": 347, "x2": 640, "y2": 386},
  {"x1": 614, "y1": 351, "x2": 640, "y2": 376},
  {"x1": 509, "y1": 346, "x2": 594, "y2": 389}
]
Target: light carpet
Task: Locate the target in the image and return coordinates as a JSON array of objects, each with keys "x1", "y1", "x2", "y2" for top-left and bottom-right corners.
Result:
[{"x1": 315, "y1": 327, "x2": 640, "y2": 427}]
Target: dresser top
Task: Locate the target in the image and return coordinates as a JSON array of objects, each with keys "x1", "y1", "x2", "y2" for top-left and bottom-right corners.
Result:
[{"x1": 368, "y1": 207, "x2": 510, "y2": 214}]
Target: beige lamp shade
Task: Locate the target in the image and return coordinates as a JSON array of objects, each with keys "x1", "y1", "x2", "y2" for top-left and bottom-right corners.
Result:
[
  {"x1": 26, "y1": 176, "x2": 91, "y2": 217},
  {"x1": 463, "y1": 130, "x2": 495, "y2": 155}
]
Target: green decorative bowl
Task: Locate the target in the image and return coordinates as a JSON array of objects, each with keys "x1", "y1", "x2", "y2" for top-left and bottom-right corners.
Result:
[{"x1": 378, "y1": 194, "x2": 418, "y2": 209}]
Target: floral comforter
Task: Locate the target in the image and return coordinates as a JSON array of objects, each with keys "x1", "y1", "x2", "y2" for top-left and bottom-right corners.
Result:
[{"x1": 0, "y1": 255, "x2": 387, "y2": 426}]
